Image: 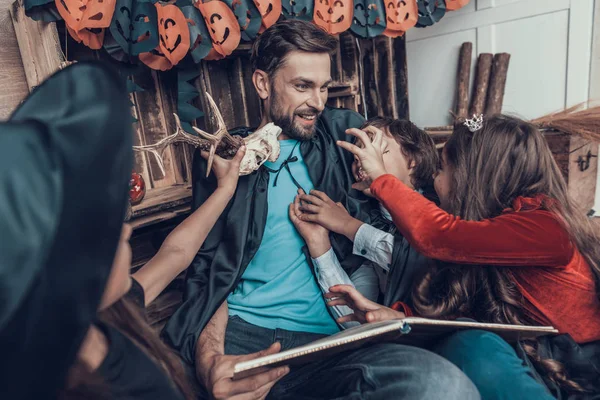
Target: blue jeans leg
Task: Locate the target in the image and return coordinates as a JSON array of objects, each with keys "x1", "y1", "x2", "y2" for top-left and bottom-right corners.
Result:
[{"x1": 433, "y1": 330, "x2": 555, "y2": 400}]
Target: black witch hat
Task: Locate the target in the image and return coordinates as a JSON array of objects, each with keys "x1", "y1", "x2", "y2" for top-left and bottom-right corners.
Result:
[{"x1": 0, "y1": 62, "x2": 133, "y2": 398}]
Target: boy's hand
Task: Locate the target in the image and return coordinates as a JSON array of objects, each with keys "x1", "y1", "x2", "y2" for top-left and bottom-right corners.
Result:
[
  {"x1": 325, "y1": 285, "x2": 405, "y2": 324},
  {"x1": 201, "y1": 145, "x2": 246, "y2": 195},
  {"x1": 297, "y1": 190, "x2": 364, "y2": 241},
  {"x1": 289, "y1": 189, "x2": 331, "y2": 258}
]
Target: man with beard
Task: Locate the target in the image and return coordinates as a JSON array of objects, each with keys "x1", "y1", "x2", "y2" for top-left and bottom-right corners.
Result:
[{"x1": 162, "y1": 20, "x2": 479, "y2": 400}]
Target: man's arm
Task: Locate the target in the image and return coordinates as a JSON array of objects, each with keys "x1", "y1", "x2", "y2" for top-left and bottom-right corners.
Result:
[{"x1": 196, "y1": 302, "x2": 290, "y2": 400}]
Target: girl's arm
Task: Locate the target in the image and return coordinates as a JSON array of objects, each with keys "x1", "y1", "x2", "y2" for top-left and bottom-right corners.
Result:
[
  {"x1": 371, "y1": 174, "x2": 573, "y2": 268},
  {"x1": 133, "y1": 147, "x2": 245, "y2": 306}
]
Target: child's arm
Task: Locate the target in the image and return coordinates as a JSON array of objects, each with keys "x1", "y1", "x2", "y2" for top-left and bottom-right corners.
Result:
[
  {"x1": 132, "y1": 147, "x2": 246, "y2": 306},
  {"x1": 371, "y1": 174, "x2": 573, "y2": 267},
  {"x1": 312, "y1": 249, "x2": 380, "y2": 329}
]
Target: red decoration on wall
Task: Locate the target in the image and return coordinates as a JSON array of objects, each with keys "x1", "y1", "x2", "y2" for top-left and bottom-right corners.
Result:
[{"x1": 129, "y1": 172, "x2": 146, "y2": 205}]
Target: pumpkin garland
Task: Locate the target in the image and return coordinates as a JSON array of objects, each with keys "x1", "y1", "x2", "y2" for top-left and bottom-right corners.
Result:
[{"x1": 24, "y1": 0, "x2": 467, "y2": 69}]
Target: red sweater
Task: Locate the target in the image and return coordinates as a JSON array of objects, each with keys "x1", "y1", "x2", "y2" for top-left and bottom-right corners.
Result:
[{"x1": 372, "y1": 174, "x2": 600, "y2": 344}]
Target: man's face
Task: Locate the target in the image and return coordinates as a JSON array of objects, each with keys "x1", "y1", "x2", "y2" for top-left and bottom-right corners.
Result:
[{"x1": 266, "y1": 51, "x2": 332, "y2": 141}]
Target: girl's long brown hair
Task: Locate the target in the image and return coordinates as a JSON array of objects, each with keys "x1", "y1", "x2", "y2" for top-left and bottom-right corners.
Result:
[
  {"x1": 60, "y1": 297, "x2": 194, "y2": 400},
  {"x1": 412, "y1": 114, "x2": 600, "y2": 392}
]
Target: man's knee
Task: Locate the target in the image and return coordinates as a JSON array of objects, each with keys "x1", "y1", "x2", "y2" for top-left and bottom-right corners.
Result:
[{"x1": 363, "y1": 344, "x2": 480, "y2": 399}]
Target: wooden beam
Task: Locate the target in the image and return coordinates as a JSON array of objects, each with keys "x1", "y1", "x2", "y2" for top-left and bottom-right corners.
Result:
[
  {"x1": 485, "y1": 53, "x2": 511, "y2": 115},
  {"x1": 469, "y1": 53, "x2": 493, "y2": 116},
  {"x1": 9, "y1": 0, "x2": 62, "y2": 91},
  {"x1": 454, "y1": 42, "x2": 472, "y2": 120}
]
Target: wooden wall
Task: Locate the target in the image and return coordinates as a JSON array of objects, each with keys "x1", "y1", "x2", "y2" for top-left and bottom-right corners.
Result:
[{"x1": 0, "y1": 0, "x2": 28, "y2": 118}]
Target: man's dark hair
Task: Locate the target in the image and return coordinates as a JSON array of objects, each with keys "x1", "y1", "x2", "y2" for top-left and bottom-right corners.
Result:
[
  {"x1": 363, "y1": 117, "x2": 439, "y2": 191},
  {"x1": 251, "y1": 20, "x2": 338, "y2": 77}
]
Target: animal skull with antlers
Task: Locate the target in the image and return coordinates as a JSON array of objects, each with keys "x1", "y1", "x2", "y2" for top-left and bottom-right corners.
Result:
[{"x1": 133, "y1": 93, "x2": 282, "y2": 177}]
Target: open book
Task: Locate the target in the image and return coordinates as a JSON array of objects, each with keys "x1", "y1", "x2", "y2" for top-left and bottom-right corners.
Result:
[{"x1": 233, "y1": 318, "x2": 557, "y2": 380}]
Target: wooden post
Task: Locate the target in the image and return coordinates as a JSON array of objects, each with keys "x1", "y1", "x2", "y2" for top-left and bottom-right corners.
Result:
[
  {"x1": 485, "y1": 53, "x2": 511, "y2": 115},
  {"x1": 469, "y1": 53, "x2": 493, "y2": 116},
  {"x1": 454, "y1": 42, "x2": 472, "y2": 120},
  {"x1": 9, "y1": 0, "x2": 62, "y2": 91}
]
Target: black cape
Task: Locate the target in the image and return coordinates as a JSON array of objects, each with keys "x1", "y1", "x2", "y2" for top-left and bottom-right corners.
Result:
[
  {"x1": 162, "y1": 107, "x2": 376, "y2": 364},
  {"x1": 0, "y1": 62, "x2": 132, "y2": 399}
]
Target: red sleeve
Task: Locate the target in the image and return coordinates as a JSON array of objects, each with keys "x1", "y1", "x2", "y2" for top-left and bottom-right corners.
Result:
[
  {"x1": 391, "y1": 301, "x2": 414, "y2": 317},
  {"x1": 370, "y1": 174, "x2": 573, "y2": 267}
]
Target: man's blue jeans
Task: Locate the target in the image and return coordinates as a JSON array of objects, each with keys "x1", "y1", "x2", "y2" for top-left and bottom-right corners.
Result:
[{"x1": 223, "y1": 315, "x2": 480, "y2": 400}]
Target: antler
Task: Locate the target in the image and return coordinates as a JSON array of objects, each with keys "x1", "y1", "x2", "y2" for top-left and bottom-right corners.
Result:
[{"x1": 133, "y1": 92, "x2": 240, "y2": 177}]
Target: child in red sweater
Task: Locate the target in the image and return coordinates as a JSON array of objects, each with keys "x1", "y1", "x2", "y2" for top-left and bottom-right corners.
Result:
[{"x1": 324, "y1": 114, "x2": 600, "y2": 399}]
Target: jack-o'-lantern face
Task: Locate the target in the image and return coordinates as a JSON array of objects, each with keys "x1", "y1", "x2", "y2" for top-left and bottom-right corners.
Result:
[
  {"x1": 55, "y1": 0, "x2": 116, "y2": 31},
  {"x1": 109, "y1": 0, "x2": 158, "y2": 56},
  {"x1": 195, "y1": 0, "x2": 241, "y2": 60},
  {"x1": 156, "y1": 3, "x2": 190, "y2": 66},
  {"x1": 384, "y1": 0, "x2": 417, "y2": 32},
  {"x1": 139, "y1": 47, "x2": 173, "y2": 71},
  {"x1": 313, "y1": 0, "x2": 352, "y2": 34},
  {"x1": 253, "y1": 0, "x2": 281, "y2": 32},
  {"x1": 350, "y1": 0, "x2": 386, "y2": 38},
  {"x1": 445, "y1": 0, "x2": 469, "y2": 11}
]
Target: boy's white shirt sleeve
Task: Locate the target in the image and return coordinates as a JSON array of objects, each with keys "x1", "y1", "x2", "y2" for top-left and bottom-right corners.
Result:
[
  {"x1": 352, "y1": 223, "x2": 394, "y2": 271},
  {"x1": 312, "y1": 248, "x2": 379, "y2": 329}
]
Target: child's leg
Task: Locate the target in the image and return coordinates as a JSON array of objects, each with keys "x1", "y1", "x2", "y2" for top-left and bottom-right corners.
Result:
[{"x1": 433, "y1": 330, "x2": 554, "y2": 400}]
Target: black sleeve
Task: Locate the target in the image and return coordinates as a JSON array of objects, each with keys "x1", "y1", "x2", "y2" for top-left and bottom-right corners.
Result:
[
  {"x1": 127, "y1": 277, "x2": 146, "y2": 310},
  {"x1": 161, "y1": 148, "x2": 232, "y2": 365}
]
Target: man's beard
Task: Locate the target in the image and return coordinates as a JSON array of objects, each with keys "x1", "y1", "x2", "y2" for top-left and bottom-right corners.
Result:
[{"x1": 268, "y1": 91, "x2": 320, "y2": 141}]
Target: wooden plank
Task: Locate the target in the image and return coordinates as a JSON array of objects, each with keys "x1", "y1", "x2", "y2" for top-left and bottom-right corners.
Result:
[
  {"x1": 568, "y1": 136, "x2": 598, "y2": 212},
  {"x1": 229, "y1": 57, "x2": 251, "y2": 127},
  {"x1": 156, "y1": 69, "x2": 189, "y2": 184},
  {"x1": 373, "y1": 36, "x2": 395, "y2": 119},
  {"x1": 0, "y1": 0, "x2": 28, "y2": 118},
  {"x1": 338, "y1": 32, "x2": 360, "y2": 112},
  {"x1": 132, "y1": 69, "x2": 179, "y2": 188},
  {"x1": 392, "y1": 36, "x2": 409, "y2": 120},
  {"x1": 9, "y1": 0, "x2": 61, "y2": 91},
  {"x1": 131, "y1": 184, "x2": 192, "y2": 218}
]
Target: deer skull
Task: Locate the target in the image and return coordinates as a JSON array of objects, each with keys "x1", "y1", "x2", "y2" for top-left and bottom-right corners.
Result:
[{"x1": 239, "y1": 123, "x2": 282, "y2": 175}]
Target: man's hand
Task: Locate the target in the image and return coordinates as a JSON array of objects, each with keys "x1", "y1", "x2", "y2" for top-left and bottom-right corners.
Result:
[
  {"x1": 296, "y1": 190, "x2": 363, "y2": 241},
  {"x1": 201, "y1": 145, "x2": 246, "y2": 195},
  {"x1": 289, "y1": 189, "x2": 331, "y2": 258},
  {"x1": 200, "y1": 342, "x2": 289, "y2": 400},
  {"x1": 325, "y1": 285, "x2": 405, "y2": 324}
]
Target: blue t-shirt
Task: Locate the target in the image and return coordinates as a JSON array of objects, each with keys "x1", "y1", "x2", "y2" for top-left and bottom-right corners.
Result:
[{"x1": 227, "y1": 140, "x2": 340, "y2": 335}]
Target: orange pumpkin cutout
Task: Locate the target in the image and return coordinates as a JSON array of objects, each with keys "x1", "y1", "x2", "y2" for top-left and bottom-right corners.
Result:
[
  {"x1": 254, "y1": 0, "x2": 281, "y2": 33},
  {"x1": 155, "y1": 3, "x2": 190, "y2": 66},
  {"x1": 383, "y1": 0, "x2": 417, "y2": 37},
  {"x1": 139, "y1": 47, "x2": 173, "y2": 71},
  {"x1": 55, "y1": 0, "x2": 116, "y2": 32},
  {"x1": 195, "y1": 0, "x2": 241, "y2": 60},
  {"x1": 66, "y1": 24, "x2": 105, "y2": 49},
  {"x1": 313, "y1": 0, "x2": 352, "y2": 35},
  {"x1": 446, "y1": 0, "x2": 469, "y2": 11}
]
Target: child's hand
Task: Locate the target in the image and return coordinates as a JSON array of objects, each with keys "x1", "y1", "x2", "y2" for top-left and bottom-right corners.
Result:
[
  {"x1": 325, "y1": 285, "x2": 405, "y2": 324},
  {"x1": 337, "y1": 127, "x2": 387, "y2": 183},
  {"x1": 201, "y1": 145, "x2": 246, "y2": 194},
  {"x1": 289, "y1": 190, "x2": 331, "y2": 258},
  {"x1": 297, "y1": 190, "x2": 364, "y2": 241}
]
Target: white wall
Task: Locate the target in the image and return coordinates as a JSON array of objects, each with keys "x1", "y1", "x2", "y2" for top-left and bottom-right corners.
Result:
[{"x1": 405, "y1": 0, "x2": 595, "y2": 128}]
